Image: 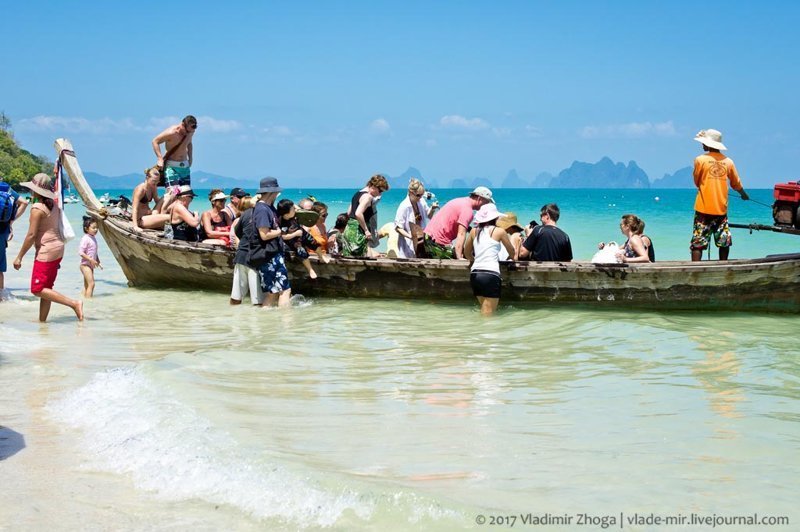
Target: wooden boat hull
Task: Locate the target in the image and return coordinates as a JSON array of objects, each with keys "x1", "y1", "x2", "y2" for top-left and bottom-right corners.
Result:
[{"x1": 94, "y1": 212, "x2": 800, "y2": 313}]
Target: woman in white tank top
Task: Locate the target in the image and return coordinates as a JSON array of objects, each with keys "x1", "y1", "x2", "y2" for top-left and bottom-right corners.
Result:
[{"x1": 464, "y1": 204, "x2": 517, "y2": 316}]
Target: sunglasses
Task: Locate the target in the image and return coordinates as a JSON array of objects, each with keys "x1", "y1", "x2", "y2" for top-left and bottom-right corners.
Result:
[{"x1": 321, "y1": 212, "x2": 328, "y2": 218}]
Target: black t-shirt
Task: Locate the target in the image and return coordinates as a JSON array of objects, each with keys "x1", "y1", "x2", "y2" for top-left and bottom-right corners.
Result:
[
  {"x1": 522, "y1": 225, "x2": 573, "y2": 262},
  {"x1": 233, "y1": 209, "x2": 253, "y2": 265}
]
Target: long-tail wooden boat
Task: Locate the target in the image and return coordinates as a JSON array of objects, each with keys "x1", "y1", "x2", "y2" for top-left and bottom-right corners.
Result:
[{"x1": 54, "y1": 138, "x2": 800, "y2": 313}]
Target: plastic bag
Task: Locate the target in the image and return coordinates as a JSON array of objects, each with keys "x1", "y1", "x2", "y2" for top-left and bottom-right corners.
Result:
[
  {"x1": 591, "y1": 241, "x2": 621, "y2": 264},
  {"x1": 59, "y1": 207, "x2": 76, "y2": 242}
]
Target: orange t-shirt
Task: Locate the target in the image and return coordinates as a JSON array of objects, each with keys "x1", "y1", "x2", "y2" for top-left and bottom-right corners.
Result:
[
  {"x1": 693, "y1": 152, "x2": 743, "y2": 216},
  {"x1": 306, "y1": 224, "x2": 328, "y2": 253}
]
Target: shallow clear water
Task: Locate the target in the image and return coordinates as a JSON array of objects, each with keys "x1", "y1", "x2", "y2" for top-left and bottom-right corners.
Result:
[{"x1": 1, "y1": 191, "x2": 799, "y2": 530}]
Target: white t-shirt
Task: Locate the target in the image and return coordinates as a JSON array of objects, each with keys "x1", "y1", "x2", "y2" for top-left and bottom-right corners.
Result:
[{"x1": 393, "y1": 196, "x2": 430, "y2": 258}]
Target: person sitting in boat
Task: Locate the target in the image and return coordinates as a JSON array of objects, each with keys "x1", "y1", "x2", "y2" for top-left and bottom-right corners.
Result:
[
  {"x1": 230, "y1": 195, "x2": 263, "y2": 306},
  {"x1": 519, "y1": 203, "x2": 573, "y2": 262},
  {"x1": 394, "y1": 178, "x2": 433, "y2": 258},
  {"x1": 422, "y1": 186, "x2": 494, "y2": 259},
  {"x1": 464, "y1": 204, "x2": 517, "y2": 316},
  {"x1": 327, "y1": 213, "x2": 348, "y2": 255},
  {"x1": 200, "y1": 189, "x2": 232, "y2": 246},
  {"x1": 132, "y1": 166, "x2": 171, "y2": 232},
  {"x1": 496, "y1": 212, "x2": 526, "y2": 261},
  {"x1": 167, "y1": 185, "x2": 201, "y2": 242},
  {"x1": 598, "y1": 214, "x2": 654, "y2": 263},
  {"x1": 306, "y1": 201, "x2": 332, "y2": 254},
  {"x1": 341, "y1": 174, "x2": 390, "y2": 257},
  {"x1": 223, "y1": 187, "x2": 248, "y2": 221},
  {"x1": 277, "y1": 198, "x2": 322, "y2": 279}
]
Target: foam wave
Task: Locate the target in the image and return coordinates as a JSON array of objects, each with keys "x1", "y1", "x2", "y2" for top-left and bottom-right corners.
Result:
[{"x1": 46, "y1": 367, "x2": 373, "y2": 528}]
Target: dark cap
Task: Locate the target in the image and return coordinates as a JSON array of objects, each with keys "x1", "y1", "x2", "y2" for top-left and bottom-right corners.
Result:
[
  {"x1": 229, "y1": 187, "x2": 247, "y2": 198},
  {"x1": 257, "y1": 177, "x2": 283, "y2": 194}
]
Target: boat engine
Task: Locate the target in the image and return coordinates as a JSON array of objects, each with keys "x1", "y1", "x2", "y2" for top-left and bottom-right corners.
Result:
[{"x1": 773, "y1": 181, "x2": 800, "y2": 228}]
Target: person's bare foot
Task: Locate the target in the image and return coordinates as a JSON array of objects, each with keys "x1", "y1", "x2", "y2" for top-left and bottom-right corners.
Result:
[
  {"x1": 319, "y1": 253, "x2": 331, "y2": 264},
  {"x1": 74, "y1": 300, "x2": 84, "y2": 321},
  {"x1": 309, "y1": 269, "x2": 318, "y2": 280}
]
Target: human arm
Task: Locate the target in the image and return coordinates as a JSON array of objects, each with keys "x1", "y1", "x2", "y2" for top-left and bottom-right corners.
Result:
[
  {"x1": 693, "y1": 157, "x2": 703, "y2": 188},
  {"x1": 201, "y1": 211, "x2": 230, "y2": 239},
  {"x1": 498, "y1": 229, "x2": 517, "y2": 260},
  {"x1": 394, "y1": 205, "x2": 412, "y2": 239},
  {"x1": 617, "y1": 235, "x2": 650, "y2": 263},
  {"x1": 175, "y1": 203, "x2": 200, "y2": 227},
  {"x1": 453, "y1": 224, "x2": 468, "y2": 259},
  {"x1": 519, "y1": 230, "x2": 535, "y2": 260},
  {"x1": 354, "y1": 194, "x2": 373, "y2": 239},
  {"x1": 427, "y1": 201, "x2": 439, "y2": 219},
  {"x1": 131, "y1": 184, "x2": 144, "y2": 229},
  {"x1": 13, "y1": 197, "x2": 29, "y2": 221},
  {"x1": 13, "y1": 208, "x2": 44, "y2": 269},
  {"x1": 187, "y1": 140, "x2": 193, "y2": 167},
  {"x1": 151, "y1": 127, "x2": 172, "y2": 166}
]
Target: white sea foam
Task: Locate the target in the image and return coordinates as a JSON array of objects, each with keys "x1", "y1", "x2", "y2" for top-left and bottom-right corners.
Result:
[{"x1": 46, "y1": 367, "x2": 374, "y2": 528}]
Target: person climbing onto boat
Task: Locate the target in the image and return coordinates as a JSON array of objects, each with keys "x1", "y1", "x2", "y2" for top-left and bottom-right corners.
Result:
[
  {"x1": 341, "y1": 174, "x2": 389, "y2": 257},
  {"x1": 394, "y1": 178, "x2": 432, "y2": 258},
  {"x1": 464, "y1": 204, "x2": 517, "y2": 316},
  {"x1": 690, "y1": 128, "x2": 749, "y2": 261},
  {"x1": 598, "y1": 214, "x2": 653, "y2": 263},
  {"x1": 422, "y1": 186, "x2": 494, "y2": 259},
  {"x1": 519, "y1": 203, "x2": 573, "y2": 262},
  {"x1": 152, "y1": 115, "x2": 196, "y2": 187},
  {"x1": 132, "y1": 166, "x2": 171, "y2": 231},
  {"x1": 78, "y1": 217, "x2": 102, "y2": 297},
  {"x1": 277, "y1": 198, "x2": 324, "y2": 279},
  {"x1": 200, "y1": 189, "x2": 232, "y2": 246},
  {"x1": 167, "y1": 185, "x2": 201, "y2": 242},
  {"x1": 230, "y1": 196, "x2": 263, "y2": 306},
  {"x1": 13, "y1": 173, "x2": 83, "y2": 321},
  {"x1": 250, "y1": 177, "x2": 291, "y2": 308}
]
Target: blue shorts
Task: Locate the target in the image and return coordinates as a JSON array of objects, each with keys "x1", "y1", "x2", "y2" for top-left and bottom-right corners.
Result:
[
  {"x1": 165, "y1": 165, "x2": 191, "y2": 187},
  {"x1": 258, "y1": 253, "x2": 291, "y2": 294}
]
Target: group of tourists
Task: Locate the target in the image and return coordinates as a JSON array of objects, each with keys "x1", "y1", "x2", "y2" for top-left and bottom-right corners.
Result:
[{"x1": 0, "y1": 121, "x2": 750, "y2": 320}]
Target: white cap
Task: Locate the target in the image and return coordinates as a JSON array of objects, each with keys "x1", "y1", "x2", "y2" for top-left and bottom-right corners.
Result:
[{"x1": 470, "y1": 186, "x2": 494, "y2": 203}]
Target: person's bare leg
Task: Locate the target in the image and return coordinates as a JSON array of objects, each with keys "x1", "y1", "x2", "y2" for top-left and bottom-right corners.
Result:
[
  {"x1": 691, "y1": 249, "x2": 703, "y2": 261},
  {"x1": 481, "y1": 297, "x2": 499, "y2": 316},
  {"x1": 37, "y1": 288, "x2": 83, "y2": 321},
  {"x1": 80, "y1": 265, "x2": 94, "y2": 297},
  {"x1": 316, "y1": 248, "x2": 331, "y2": 264},
  {"x1": 302, "y1": 258, "x2": 317, "y2": 279},
  {"x1": 719, "y1": 246, "x2": 730, "y2": 260},
  {"x1": 263, "y1": 293, "x2": 279, "y2": 307},
  {"x1": 278, "y1": 289, "x2": 292, "y2": 308}
]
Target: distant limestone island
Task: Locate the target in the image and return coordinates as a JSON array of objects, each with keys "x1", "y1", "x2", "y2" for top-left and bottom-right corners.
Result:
[{"x1": 84, "y1": 157, "x2": 694, "y2": 190}]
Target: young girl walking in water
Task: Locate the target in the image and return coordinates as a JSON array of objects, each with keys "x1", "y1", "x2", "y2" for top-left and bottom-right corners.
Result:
[{"x1": 78, "y1": 217, "x2": 102, "y2": 297}]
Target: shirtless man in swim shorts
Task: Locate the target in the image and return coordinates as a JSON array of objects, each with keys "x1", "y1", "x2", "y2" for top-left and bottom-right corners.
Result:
[{"x1": 152, "y1": 115, "x2": 197, "y2": 187}]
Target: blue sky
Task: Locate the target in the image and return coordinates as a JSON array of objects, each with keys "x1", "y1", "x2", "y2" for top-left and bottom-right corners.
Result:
[{"x1": 2, "y1": 0, "x2": 799, "y2": 187}]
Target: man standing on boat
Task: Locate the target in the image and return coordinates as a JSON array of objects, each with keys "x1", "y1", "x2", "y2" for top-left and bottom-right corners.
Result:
[
  {"x1": 690, "y1": 129, "x2": 749, "y2": 261},
  {"x1": 152, "y1": 115, "x2": 197, "y2": 187},
  {"x1": 519, "y1": 203, "x2": 573, "y2": 262},
  {"x1": 422, "y1": 186, "x2": 494, "y2": 259}
]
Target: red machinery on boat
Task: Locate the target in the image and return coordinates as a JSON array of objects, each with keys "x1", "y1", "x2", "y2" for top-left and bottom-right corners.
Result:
[{"x1": 773, "y1": 181, "x2": 800, "y2": 228}]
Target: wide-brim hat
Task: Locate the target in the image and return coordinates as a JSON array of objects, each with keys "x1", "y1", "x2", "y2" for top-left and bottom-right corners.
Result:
[
  {"x1": 497, "y1": 211, "x2": 524, "y2": 232},
  {"x1": 474, "y1": 203, "x2": 502, "y2": 224},
  {"x1": 257, "y1": 177, "x2": 283, "y2": 194},
  {"x1": 694, "y1": 128, "x2": 727, "y2": 151},
  {"x1": 20, "y1": 172, "x2": 57, "y2": 200},
  {"x1": 210, "y1": 192, "x2": 228, "y2": 202},
  {"x1": 176, "y1": 185, "x2": 196, "y2": 197},
  {"x1": 470, "y1": 186, "x2": 495, "y2": 203}
]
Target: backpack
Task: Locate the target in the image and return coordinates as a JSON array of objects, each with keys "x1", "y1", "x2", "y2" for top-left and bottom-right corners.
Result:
[{"x1": 0, "y1": 182, "x2": 18, "y2": 224}]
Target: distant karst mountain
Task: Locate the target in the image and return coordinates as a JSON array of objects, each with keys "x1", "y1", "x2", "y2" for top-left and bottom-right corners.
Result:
[
  {"x1": 549, "y1": 157, "x2": 650, "y2": 188},
  {"x1": 501, "y1": 169, "x2": 528, "y2": 188},
  {"x1": 387, "y1": 167, "x2": 439, "y2": 190},
  {"x1": 651, "y1": 166, "x2": 693, "y2": 188}
]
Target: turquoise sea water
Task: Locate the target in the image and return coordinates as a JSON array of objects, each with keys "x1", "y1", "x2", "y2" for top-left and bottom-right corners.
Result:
[{"x1": 1, "y1": 188, "x2": 798, "y2": 530}]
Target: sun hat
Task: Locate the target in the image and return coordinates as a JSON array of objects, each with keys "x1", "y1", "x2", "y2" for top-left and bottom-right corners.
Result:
[
  {"x1": 257, "y1": 177, "x2": 283, "y2": 194},
  {"x1": 693, "y1": 129, "x2": 727, "y2": 151},
  {"x1": 210, "y1": 191, "x2": 228, "y2": 202},
  {"x1": 176, "y1": 185, "x2": 196, "y2": 197},
  {"x1": 496, "y1": 211, "x2": 524, "y2": 232},
  {"x1": 20, "y1": 173, "x2": 57, "y2": 200},
  {"x1": 474, "y1": 203, "x2": 502, "y2": 224},
  {"x1": 470, "y1": 186, "x2": 495, "y2": 204},
  {"x1": 229, "y1": 187, "x2": 247, "y2": 198}
]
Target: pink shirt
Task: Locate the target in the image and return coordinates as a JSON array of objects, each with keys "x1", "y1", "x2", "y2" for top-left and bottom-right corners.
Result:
[
  {"x1": 79, "y1": 234, "x2": 98, "y2": 267},
  {"x1": 423, "y1": 197, "x2": 475, "y2": 246}
]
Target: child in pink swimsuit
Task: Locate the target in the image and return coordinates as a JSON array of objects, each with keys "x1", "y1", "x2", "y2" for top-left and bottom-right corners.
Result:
[{"x1": 78, "y1": 217, "x2": 102, "y2": 297}]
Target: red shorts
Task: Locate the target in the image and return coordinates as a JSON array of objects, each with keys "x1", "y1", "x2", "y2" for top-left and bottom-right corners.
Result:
[{"x1": 31, "y1": 258, "x2": 61, "y2": 294}]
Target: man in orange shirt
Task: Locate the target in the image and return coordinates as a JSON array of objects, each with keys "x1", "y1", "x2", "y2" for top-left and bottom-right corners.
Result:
[{"x1": 690, "y1": 129, "x2": 749, "y2": 261}]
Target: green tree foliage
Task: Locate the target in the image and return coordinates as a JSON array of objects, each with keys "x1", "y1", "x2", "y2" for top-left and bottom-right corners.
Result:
[{"x1": 0, "y1": 116, "x2": 52, "y2": 187}]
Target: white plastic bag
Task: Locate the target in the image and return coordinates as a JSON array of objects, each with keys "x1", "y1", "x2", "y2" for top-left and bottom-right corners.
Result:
[
  {"x1": 591, "y1": 241, "x2": 622, "y2": 264},
  {"x1": 59, "y1": 207, "x2": 76, "y2": 242}
]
